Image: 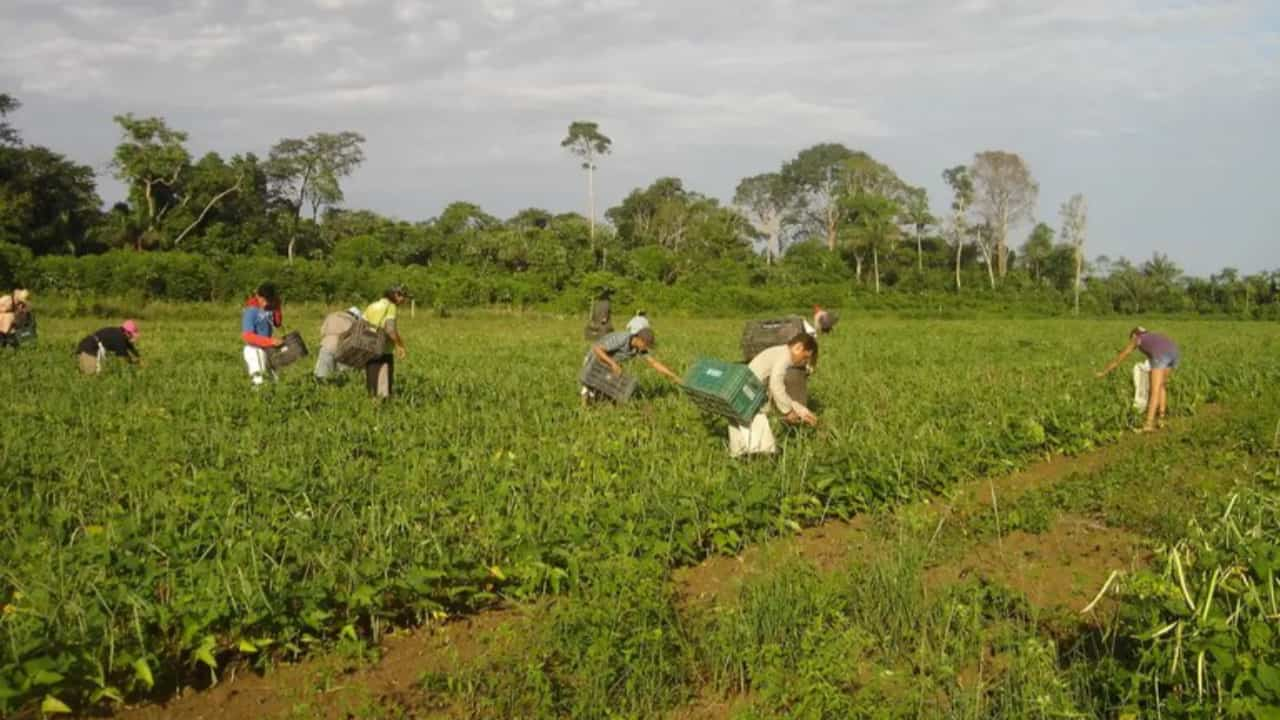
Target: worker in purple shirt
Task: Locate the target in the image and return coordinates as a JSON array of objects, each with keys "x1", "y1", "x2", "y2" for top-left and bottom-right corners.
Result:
[{"x1": 1096, "y1": 326, "x2": 1181, "y2": 433}]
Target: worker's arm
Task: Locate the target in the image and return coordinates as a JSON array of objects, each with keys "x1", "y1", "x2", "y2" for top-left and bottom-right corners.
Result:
[
  {"x1": 1096, "y1": 339, "x2": 1138, "y2": 378},
  {"x1": 644, "y1": 355, "x2": 682, "y2": 384},
  {"x1": 385, "y1": 318, "x2": 407, "y2": 359},
  {"x1": 592, "y1": 343, "x2": 623, "y2": 376},
  {"x1": 785, "y1": 403, "x2": 818, "y2": 427},
  {"x1": 241, "y1": 330, "x2": 281, "y2": 348},
  {"x1": 769, "y1": 360, "x2": 817, "y2": 426}
]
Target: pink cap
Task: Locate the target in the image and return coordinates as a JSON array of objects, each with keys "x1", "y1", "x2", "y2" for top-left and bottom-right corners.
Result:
[{"x1": 121, "y1": 320, "x2": 140, "y2": 338}]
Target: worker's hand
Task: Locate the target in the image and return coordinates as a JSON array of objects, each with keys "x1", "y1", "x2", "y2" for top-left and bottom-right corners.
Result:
[
  {"x1": 395, "y1": 345, "x2": 407, "y2": 360},
  {"x1": 273, "y1": 338, "x2": 285, "y2": 348},
  {"x1": 794, "y1": 406, "x2": 818, "y2": 427},
  {"x1": 610, "y1": 363, "x2": 623, "y2": 377}
]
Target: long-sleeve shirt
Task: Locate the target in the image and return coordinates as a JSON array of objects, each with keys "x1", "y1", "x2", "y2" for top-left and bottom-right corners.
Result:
[
  {"x1": 77, "y1": 327, "x2": 138, "y2": 359},
  {"x1": 748, "y1": 344, "x2": 802, "y2": 415},
  {"x1": 241, "y1": 297, "x2": 279, "y2": 348}
]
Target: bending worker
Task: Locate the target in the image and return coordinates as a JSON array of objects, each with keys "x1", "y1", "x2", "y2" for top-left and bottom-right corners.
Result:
[
  {"x1": 1096, "y1": 326, "x2": 1180, "y2": 433},
  {"x1": 731, "y1": 333, "x2": 819, "y2": 457}
]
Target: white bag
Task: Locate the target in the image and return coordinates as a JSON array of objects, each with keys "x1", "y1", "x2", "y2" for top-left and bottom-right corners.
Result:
[
  {"x1": 728, "y1": 413, "x2": 777, "y2": 457},
  {"x1": 1132, "y1": 360, "x2": 1151, "y2": 410}
]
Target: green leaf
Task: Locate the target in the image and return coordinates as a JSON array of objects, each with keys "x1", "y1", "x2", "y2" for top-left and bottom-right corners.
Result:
[
  {"x1": 41, "y1": 695, "x2": 73, "y2": 715},
  {"x1": 90, "y1": 686, "x2": 124, "y2": 704},
  {"x1": 238, "y1": 639, "x2": 258, "y2": 654},
  {"x1": 1248, "y1": 620, "x2": 1274, "y2": 650},
  {"x1": 133, "y1": 658, "x2": 154, "y2": 690},
  {"x1": 193, "y1": 635, "x2": 218, "y2": 670},
  {"x1": 27, "y1": 669, "x2": 64, "y2": 688},
  {"x1": 1257, "y1": 663, "x2": 1280, "y2": 695}
]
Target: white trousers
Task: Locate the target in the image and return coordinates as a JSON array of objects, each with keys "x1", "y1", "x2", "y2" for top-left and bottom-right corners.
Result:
[
  {"x1": 243, "y1": 345, "x2": 274, "y2": 385},
  {"x1": 1132, "y1": 360, "x2": 1151, "y2": 410},
  {"x1": 728, "y1": 413, "x2": 777, "y2": 457}
]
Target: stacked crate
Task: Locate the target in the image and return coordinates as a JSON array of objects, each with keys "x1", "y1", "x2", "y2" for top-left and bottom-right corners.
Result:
[{"x1": 681, "y1": 358, "x2": 766, "y2": 424}]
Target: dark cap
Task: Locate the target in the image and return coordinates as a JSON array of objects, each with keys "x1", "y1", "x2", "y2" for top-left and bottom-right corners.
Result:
[
  {"x1": 257, "y1": 282, "x2": 279, "y2": 301},
  {"x1": 633, "y1": 327, "x2": 655, "y2": 347},
  {"x1": 386, "y1": 284, "x2": 412, "y2": 299}
]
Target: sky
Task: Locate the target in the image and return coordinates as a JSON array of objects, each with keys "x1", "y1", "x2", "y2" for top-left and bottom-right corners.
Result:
[{"x1": 1, "y1": 0, "x2": 1277, "y2": 276}]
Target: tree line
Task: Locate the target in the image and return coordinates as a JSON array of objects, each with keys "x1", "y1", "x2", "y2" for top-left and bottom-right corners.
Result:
[{"x1": 1, "y1": 93, "x2": 1276, "y2": 317}]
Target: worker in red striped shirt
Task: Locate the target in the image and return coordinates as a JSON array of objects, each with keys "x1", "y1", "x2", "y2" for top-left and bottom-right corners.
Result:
[{"x1": 241, "y1": 283, "x2": 284, "y2": 386}]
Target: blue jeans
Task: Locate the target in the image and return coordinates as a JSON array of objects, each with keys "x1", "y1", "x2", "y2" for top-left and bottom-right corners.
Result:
[{"x1": 1150, "y1": 351, "x2": 1180, "y2": 370}]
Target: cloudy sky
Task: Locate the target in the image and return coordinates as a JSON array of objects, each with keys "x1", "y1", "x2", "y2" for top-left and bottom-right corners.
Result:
[{"x1": 1, "y1": 0, "x2": 1277, "y2": 274}]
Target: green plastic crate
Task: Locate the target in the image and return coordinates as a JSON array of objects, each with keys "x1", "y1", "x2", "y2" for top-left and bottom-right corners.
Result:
[{"x1": 682, "y1": 357, "x2": 766, "y2": 424}]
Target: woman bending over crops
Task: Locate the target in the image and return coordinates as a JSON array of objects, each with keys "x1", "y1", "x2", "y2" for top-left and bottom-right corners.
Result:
[
  {"x1": 241, "y1": 283, "x2": 284, "y2": 386},
  {"x1": 76, "y1": 320, "x2": 141, "y2": 374},
  {"x1": 1096, "y1": 326, "x2": 1180, "y2": 432}
]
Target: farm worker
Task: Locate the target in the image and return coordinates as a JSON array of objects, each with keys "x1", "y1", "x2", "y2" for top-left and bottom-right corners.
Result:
[
  {"x1": 241, "y1": 283, "x2": 284, "y2": 386},
  {"x1": 730, "y1": 333, "x2": 819, "y2": 458},
  {"x1": 1096, "y1": 326, "x2": 1180, "y2": 433},
  {"x1": 625, "y1": 310, "x2": 650, "y2": 335},
  {"x1": 75, "y1": 320, "x2": 141, "y2": 375},
  {"x1": 314, "y1": 306, "x2": 363, "y2": 381},
  {"x1": 584, "y1": 290, "x2": 614, "y2": 341},
  {"x1": 363, "y1": 285, "x2": 409, "y2": 398},
  {"x1": 0, "y1": 288, "x2": 31, "y2": 345},
  {"x1": 580, "y1": 326, "x2": 681, "y2": 405},
  {"x1": 812, "y1": 305, "x2": 836, "y2": 334}
]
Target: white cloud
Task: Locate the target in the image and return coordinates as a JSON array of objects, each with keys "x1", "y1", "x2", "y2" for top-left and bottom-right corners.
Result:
[{"x1": 0, "y1": 0, "x2": 1276, "y2": 272}]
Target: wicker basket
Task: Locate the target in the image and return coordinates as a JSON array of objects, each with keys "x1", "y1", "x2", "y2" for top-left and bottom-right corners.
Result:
[
  {"x1": 335, "y1": 319, "x2": 387, "y2": 367},
  {"x1": 740, "y1": 316, "x2": 807, "y2": 362},
  {"x1": 578, "y1": 356, "x2": 636, "y2": 402},
  {"x1": 267, "y1": 331, "x2": 309, "y2": 370}
]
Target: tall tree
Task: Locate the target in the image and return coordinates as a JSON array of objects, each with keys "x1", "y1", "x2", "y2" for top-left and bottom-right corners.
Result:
[
  {"x1": 834, "y1": 152, "x2": 912, "y2": 283},
  {"x1": 903, "y1": 187, "x2": 933, "y2": 273},
  {"x1": 969, "y1": 150, "x2": 1038, "y2": 279},
  {"x1": 111, "y1": 114, "x2": 191, "y2": 248},
  {"x1": 942, "y1": 165, "x2": 974, "y2": 291},
  {"x1": 733, "y1": 172, "x2": 789, "y2": 263},
  {"x1": 1058, "y1": 193, "x2": 1088, "y2": 314},
  {"x1": 781, "y1": 143, "x2": 856, "y2": 251},
  {"x1": 561, "y1": 121, "x2": 612, "y2": 258},
  {"x1": 971, "y1": 222, "x2": 997, "y2": 290},
  {"x1": 0, "y1": 94, "x2": 20, "y2": 146},
  {"x1": 265, "y1": 131, "x2": 366, "y2": 261},
  {"x1": 0, "y1": 145, "x2": 101, "y2": 254},
  {"x1": 840, "y1": 192, "x2": 900, "y2": 293},
  {"x1": 1020, "y1": 222, "x2": 1055, "y2": 282}
]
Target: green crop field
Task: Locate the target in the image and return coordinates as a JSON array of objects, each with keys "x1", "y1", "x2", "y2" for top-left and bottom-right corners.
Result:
[{"x1": 2, "y1": 311, "x2": 1278, "y2": 718}]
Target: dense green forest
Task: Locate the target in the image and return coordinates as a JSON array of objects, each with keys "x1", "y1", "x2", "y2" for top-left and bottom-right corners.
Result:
[{"x1": 1, "y1": 93, "x2": 1276, "y2": 316}]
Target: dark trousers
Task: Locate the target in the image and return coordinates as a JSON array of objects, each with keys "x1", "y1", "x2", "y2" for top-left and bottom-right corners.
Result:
[{"x1": 366, "y1": 354, "x2": 394, "y2": 397}]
